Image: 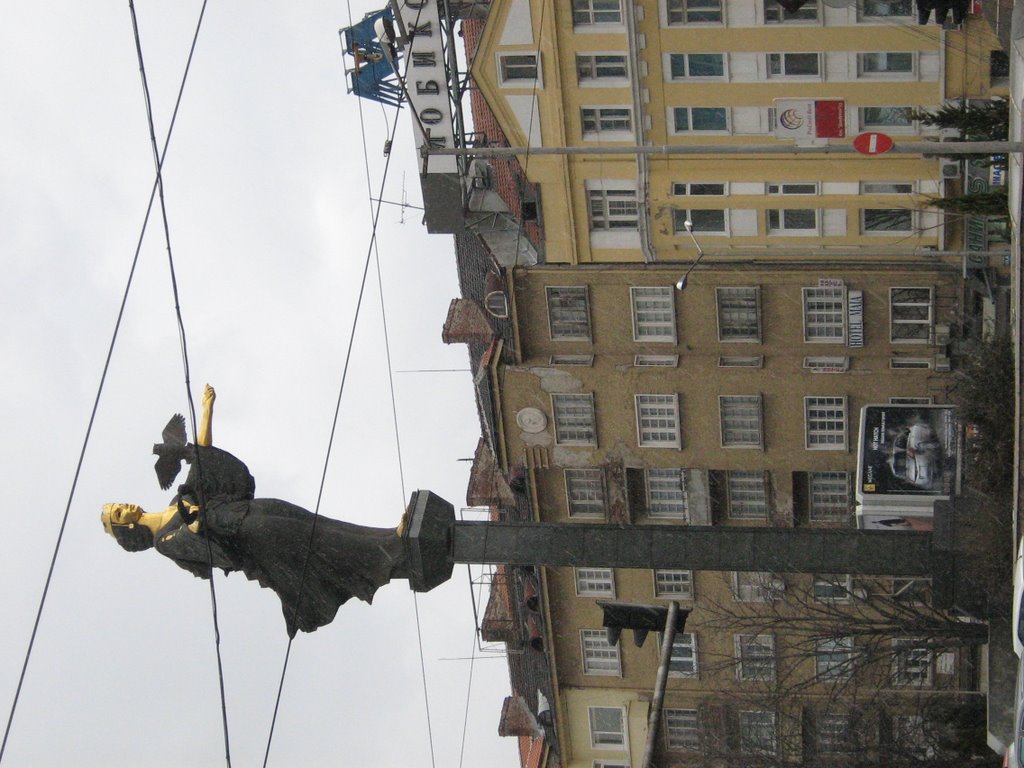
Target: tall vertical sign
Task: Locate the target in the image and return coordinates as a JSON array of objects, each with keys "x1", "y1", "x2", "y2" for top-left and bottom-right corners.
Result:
[
  {"x1": 397, "y1": 0, "x2": 464, "y2": 232},
  {"x1": 398, "y1": 0, "x2": 457, "y2": 175}
]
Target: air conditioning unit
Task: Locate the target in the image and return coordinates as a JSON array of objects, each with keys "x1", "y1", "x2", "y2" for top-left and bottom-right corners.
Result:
[
  {"x1": 935, "y1": 355, "x2": 952, "y2": 372},
  {"x1": 940, "y1": 159, "x2": 961, "y2": 179},
  {"x1": 934, "y1": 323, "x2": 951, "y2": 346}
]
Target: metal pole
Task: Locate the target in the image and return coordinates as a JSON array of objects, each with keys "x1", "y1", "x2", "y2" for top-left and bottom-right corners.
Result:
[
  {"x1": 451, "y1": 521, "x2": 937, "y2": 576},
  {"x1": 425, "y1": 141, "x2": 1023, "y2": 158},
  {"x1": 641, "y1": 600, "x2": 679, "y2": 768}
]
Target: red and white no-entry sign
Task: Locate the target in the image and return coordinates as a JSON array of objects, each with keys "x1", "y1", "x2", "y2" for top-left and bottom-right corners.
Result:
[{"x1": 853, "y1": 132, "x2": 894, "y2": 155}]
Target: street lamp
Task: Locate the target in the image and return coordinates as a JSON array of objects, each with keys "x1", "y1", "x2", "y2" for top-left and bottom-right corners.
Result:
[{"x1": 675, "y1": 220, "x2": 707, "y2": 291}]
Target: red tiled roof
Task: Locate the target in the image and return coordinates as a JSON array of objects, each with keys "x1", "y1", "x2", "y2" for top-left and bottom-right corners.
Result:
[{"x1": 461, "y1": 19, "x2": 543, "y2": 252}]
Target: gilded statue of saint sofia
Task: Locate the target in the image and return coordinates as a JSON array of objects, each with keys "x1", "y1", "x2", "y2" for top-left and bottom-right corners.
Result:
[{"x1": 101, "y1": 385, "x2": 410, "y2": 637}]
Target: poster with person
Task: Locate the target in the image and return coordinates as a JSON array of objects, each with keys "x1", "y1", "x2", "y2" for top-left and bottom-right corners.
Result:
[{"x1": 856, "y1": 404, "x2": 959, "y2": 500}]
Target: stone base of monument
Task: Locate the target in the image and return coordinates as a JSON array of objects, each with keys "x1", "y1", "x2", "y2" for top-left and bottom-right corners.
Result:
[{"x1": 402, "y1": 490, "x2": 455, "y2": 592}]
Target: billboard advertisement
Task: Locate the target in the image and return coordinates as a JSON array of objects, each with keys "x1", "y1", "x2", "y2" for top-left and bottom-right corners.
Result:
[{"x1": 856, "y1": 404, "x2": 959, "y2": 501}]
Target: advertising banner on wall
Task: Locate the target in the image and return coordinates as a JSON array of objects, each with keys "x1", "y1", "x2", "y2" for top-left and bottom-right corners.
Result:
[
  {"x1": 773, "y1": 99, "x2": 846, "y2": 142},
  {"x1": 856, "y1": 404, "x2": 959, "y2": 501}
]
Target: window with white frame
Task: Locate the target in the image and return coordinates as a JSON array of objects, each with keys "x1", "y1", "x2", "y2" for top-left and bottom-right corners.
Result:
[
  {"x1": 672, "y1": 181, "x2": 726, "y2": 196},
  {"x1": 665, "y1": 632, "x2": 698, "y2": 677},
  {"x1": 863, "y1": 208, "x2": 913, "y2": 233},
  {"x1": 816, "y1": 636, "x2": 854, "y2": 680},
  {"x1": 803, "y1": 356, "x2": 849, "y2": 373},
  {"x1": 581, "y1": 107, "x2": 633, "y2": 136},
  {"x1": 636, "y1": 394, "x2": 681, "y2": 448},
  {"x1": 588, "y1": 187, "x2": 639, "y2": 230},
  {"x1": 664, "y1": 708, "x2": 700, "y2": 751},
  {"x1": 669, "y1": 52, "x2": 725, "y2": 79},
  {"x1": 582, "y1": 629, "x2": 621, "y2": 675},
  {"x1": 565, "y1": 468, "x2": 606, "y2": 518},
  {"x1": 890, "y1": 287, "x2": 932, "y2": 343},
  {"x1": 767, "y1": 181, "x2": 817, "y2": 195},
  {"x1": 498, "y1": 54, "x2": 539, "y2": 83},
  {"x1": 736, "y1": 634, "x2": 775, "y2": 681},
  {"x1": 546, "y1": 286, "x2": 591, "y2": 341},
  {"x1": 733, "y1": 571, "x2": 783, "y2": 602},
  {"x1": 726, "y1": 470, "x2": 768, "y2": 519},
  {"x1": 576, "y1": 567, "x2": 615, "y2": 596},
  {"x1": 719, "y1": 395, "x2": 763, "y2": 448},
  {"x1": 576, "y1": 53, "x2": 628, "y2": 82},
  {"x1": 802, "y1": 287, "x2": 846, "y2": 343},
  {"x1": 861, "y1": 181, "x2": 914, "y2": 194},
  {"x1": 860, "y1": 0, "x2": 913, "y2": 17},
  {"x1": 552, "y1": 393, "x2": 597, "y2": 445},
  {"x1": 635, "y1": 354, "x2": 679, "y2": 367},
  {"x1": 804, "y1": 396, "x2": 847, "y2": 449},
  {"x1": 589, "y1": 706, "x2": 626, "y2": 747},
  {"x1": 739, "y1": 711, "x2": 777, "y2": 755},
  {"x1": 631, "y1": 286, "x2": 676, "y2": 342},
  {"x1": 817, "y1": 713, "x2": 851, "y2": 754},
  {"x1": 764, "y1": 0, "x2": 818, "y2": 22},
  {"x1": 645, "y1": 468, "x2": 689, "y2": 519},
  {"x1": 859, "y1": 106, "x2": 913, "y2": 131},
  {"x1": 767, "y1": 208, "x2": 818, "y2": 234},
  {"x1": 574, "y1": 0, "x2": 623, "y2": 25},
  {"x1": 892, "y1": 638, "x2": 932, "y2": 686},
  {"x1": 673, "y1": 107, "x2": 729, "y2": 133},
  {"x1": 809, "y1": 471, "x2": 850, "y2": 521},
  {"x1": 813, "y1": 573, "x2": 852, "y2": 602},
  {"x1": 673, "y1": 208, "x2": 727, "y2": 234},
  {"x1": 716, "y1": 287, "x2": 761, "y2": 341},
  {"x1": 719, "y1": 355, "x2": 763, "y2": 368},
  {"x1": 550, "y1": 354, "x2": 595, "y2": 366},
  {"x1": 858, "y1": 52, "x2": 914, "y2": 76},
  {"x1": 767, "y1": 52, "x2": 820, "y2": 77},
  {"x1": 667, "y1": 0, "x2": 723, "y2": 24},
  {"x1": 654, "y1": 569, "x2": 693, "y2": 598}
]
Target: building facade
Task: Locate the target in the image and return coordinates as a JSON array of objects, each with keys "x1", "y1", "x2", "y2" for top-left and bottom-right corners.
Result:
[{"x1": 391, "y1": 0, "x2": 1006, "y2": 765}]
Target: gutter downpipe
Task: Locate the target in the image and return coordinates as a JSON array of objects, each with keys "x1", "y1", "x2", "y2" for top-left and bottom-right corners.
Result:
[
  {"x1": 625, "y1": 1, "x2": 656, "y2": 264},
  {"x1": 640, "y1": 600, "x2": 679, "y2": 768}
]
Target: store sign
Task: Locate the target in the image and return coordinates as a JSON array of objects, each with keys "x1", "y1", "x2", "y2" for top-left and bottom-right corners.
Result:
[
  {"x1": 818, "y1": 277, "x2": 844, "y2": 288},
  {"x1": 397, "y1": 0, "x2": 457, "y2": 175},
  {"x1": 774, "y1": 99, "x2": 846, "y2": 142},
  {"x1": 847, "y1": 290, "x2": 864, "y2": 348}
]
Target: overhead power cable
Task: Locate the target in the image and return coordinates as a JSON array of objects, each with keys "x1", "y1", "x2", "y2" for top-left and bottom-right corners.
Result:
[
  {"x1": 260, "y1": 2, "x2": 432, "y2": 763},
  {"x1": 0, "y1": 2, "x2": 212, "y2": 764},
  {"x1": 127, "y1": 2, "x2": 233, "y2": 767}
]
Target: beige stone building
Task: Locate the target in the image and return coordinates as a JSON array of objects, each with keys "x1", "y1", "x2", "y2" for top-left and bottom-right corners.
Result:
[{"x1": 433, "y1": 1, "x2": 1006, "y2": 765}]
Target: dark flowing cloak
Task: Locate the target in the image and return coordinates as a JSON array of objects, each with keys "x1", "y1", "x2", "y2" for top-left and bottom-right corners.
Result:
[
  {"x1": 175, "y1": 445, "x2": 256, "y2": 507},
  {"x1": 155, "y1": 448, "x2": 406, "y2": 636}
]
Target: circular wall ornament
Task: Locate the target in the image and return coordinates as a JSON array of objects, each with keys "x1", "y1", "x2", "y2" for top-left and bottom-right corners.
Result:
[{"x1": 516, "y1": 407, "x2": 548, "y2": 433}]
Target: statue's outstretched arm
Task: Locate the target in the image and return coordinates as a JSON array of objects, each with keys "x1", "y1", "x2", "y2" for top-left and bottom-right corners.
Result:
[{"x1": 197, "y1": 384, "x2": 215, "y2": 447}]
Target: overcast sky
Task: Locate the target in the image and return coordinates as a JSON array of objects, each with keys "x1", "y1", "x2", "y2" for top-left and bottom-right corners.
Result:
[{"x1": 0, "y1": 3, "x2": 518, "y2": 766}]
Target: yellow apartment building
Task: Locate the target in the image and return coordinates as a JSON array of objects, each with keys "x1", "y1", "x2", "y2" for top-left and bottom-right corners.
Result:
[{"x1": 469, "y1": 0, "x2": 1004, "y2": 266}]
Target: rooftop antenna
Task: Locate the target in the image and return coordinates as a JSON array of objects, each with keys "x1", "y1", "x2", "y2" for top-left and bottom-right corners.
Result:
[
  {"x1": 370, "y1": 174, "x2": 424, "y2": 224},
  {"x1": 398, "y1": 172, "x2": 408, "y2": 224}
]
